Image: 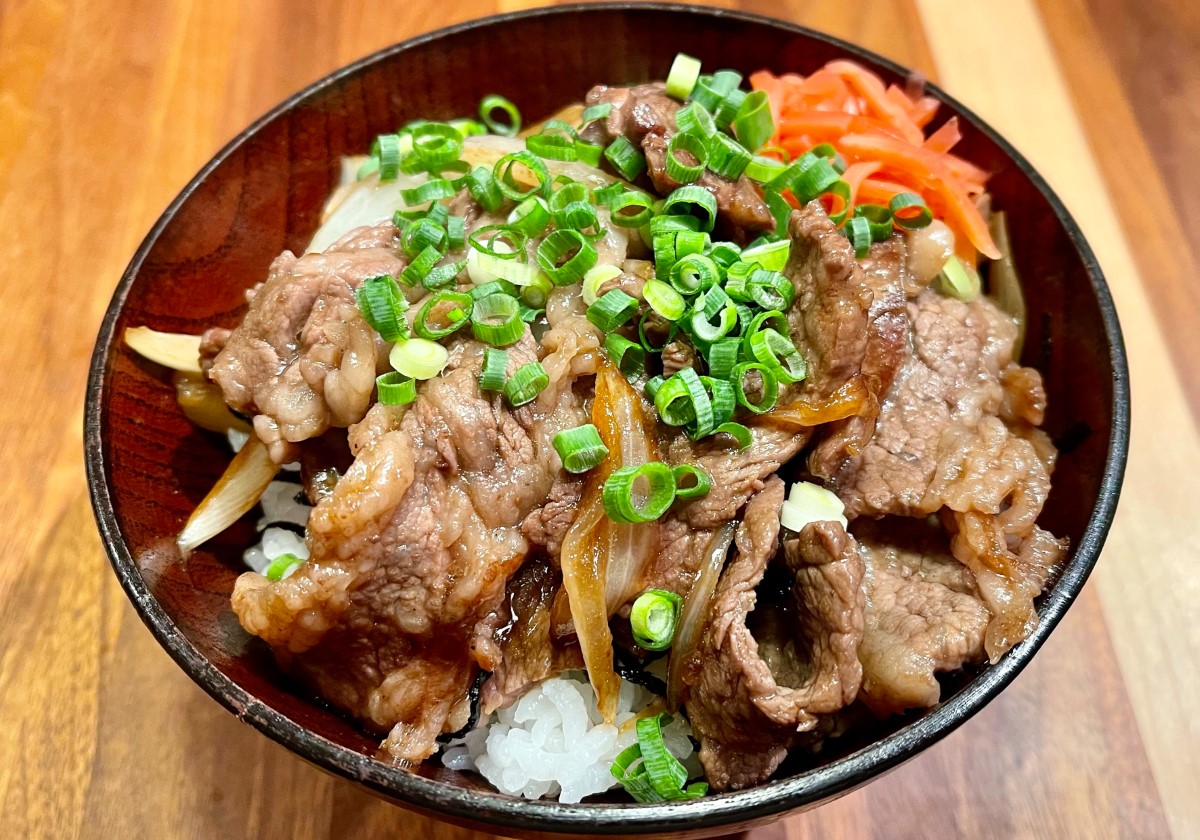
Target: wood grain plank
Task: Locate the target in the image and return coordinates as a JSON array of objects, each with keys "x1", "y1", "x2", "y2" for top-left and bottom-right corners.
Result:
[
  {"x1": 0, "y1": 0, "x2": 1183, "y2": 838},
  {"x1": 917, "y1": 1, "x2": 1200, "y2": 836}
]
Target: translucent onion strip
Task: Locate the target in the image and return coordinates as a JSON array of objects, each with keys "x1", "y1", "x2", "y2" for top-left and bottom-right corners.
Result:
[
  {"x1": 666, "y1": 523, "x2": 736, "y2": 710},
  {"x1": 173, "y1": 372, "x2": 251, "y2": 434},
  {"x1": 124, "y1": 327, "x2": 202, "y2": 373},
  {"x1": 177, "y1": 436, "x2": 279, "y2": 556}
]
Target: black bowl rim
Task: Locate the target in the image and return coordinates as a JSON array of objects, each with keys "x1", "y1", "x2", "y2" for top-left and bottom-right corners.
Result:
[{"x1": 85, "y1": 3, "x2": 1131, "y2": 834}]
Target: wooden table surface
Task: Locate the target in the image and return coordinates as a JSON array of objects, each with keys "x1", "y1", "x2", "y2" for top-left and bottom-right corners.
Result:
[{"x1": 2, "y1": 1, "x2": 1197, "y2": 837}]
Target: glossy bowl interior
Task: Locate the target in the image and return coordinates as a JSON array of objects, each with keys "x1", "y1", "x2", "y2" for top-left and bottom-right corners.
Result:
[{"x1": 86, "y1": 5, "x2": 1129, "y2": 838}]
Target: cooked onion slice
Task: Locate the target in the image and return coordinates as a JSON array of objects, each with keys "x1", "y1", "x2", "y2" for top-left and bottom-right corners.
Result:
[
  {"x1": 124, "y1": 326, "x2": 202, "y2": 373},
  {"x1": 987, "y1": 211, "x2": 1026, "y2": 356},
  {"x1": 177, "y1": 436, "x2": 279, "y2": 556},
  {"x1": 780, "y1": 482, "x2": 848, "y2": 532},
  {"x1": 763, "y1": 376, "x2": 868, "y2": 428},
  {"x1": 666, "y1": 522, "x2": 736, "y2": 710},
  {"x1": 173, "y1": 372, "x2": 251, "y2": 434}
]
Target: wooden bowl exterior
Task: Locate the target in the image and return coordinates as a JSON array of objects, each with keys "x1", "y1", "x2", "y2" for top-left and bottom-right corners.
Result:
[{"x1": 85, "y1": 5, "x2": 1129, "y2": 837}]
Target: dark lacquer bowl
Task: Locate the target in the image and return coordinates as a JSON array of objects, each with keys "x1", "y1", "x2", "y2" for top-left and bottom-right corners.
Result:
[{"x1": 85, "y1": 4, "x2": 1130, "y2": 838}]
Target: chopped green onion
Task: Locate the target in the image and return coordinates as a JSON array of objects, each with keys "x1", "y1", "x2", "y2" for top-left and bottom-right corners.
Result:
[
  {"x1": 468, "y1": 249, "x2": 544, "y2": 287},
  {"x1": 845, "y1": 215, "x2": 872, "y2": 258},
  {"x1": 582, "y1": 264, "x2": 622, "y2": 305},
  {"x1": 610, "y1": 715, "x2": 707, "y2": 803},
  {"x1": 604, "y1": 135, "x2": 647, "y2": 181},
  {"x1": 449, "y1": 118, "x2": 486, "y2": 137},
  {"x1": 446, "y1": 215, "x2": 466, "y2": 250},
  {"x1": 677, "y1": 103, "x2": 717, "y2": 141},
  {"x1": 712, "y1": 87, "x2": 746, "y2": 131},
  {"x1": 389, "y1": 337, "x2": 449, "y2": 380},
  {"x1": 650, "y1": 214, "x2": 702, "y2": 235},
  {"x1": 414, "y1": 291, "x2": 472, "y2": 340},
  {"x1": 553, "y1": 424, "x2": 610, "y2": 474},
  {"x1": 702, "y1": 375, "x2": 736, "y2": 428},
  {"x1": 593, "y1": 181, "x2": 625, "y2": 207},
  {"x1": 741, "y1": 238, "x2": 791, "y2": 271},
  {"x1": 732, "y1": 361, "x2": 779, "y2": 413},
  {"x1": 712, "y1": 421, "x2": 752, "y2": 450},
  {"x1": 689, "y1": 294, "x2": 737, "y2": 342},
  {"x1": 665, "y1": 132, "x2": 708, "y2": 183},
  {"x1": 706, "y1": 133, "x2": 752, "y2": 180},
  {"x1": 376, "y1": 371, "x2": 417, "y2": 406},
  {"x1": 356, "y1": 275, "x2": 409, "y2": 343},
  {"x1": 581, "y1": 102, "x2": 613, "y2": 124},
  {"x1": 537, "y1": 229, "x2": 598, "y2": 286},
  {"x1": 480, "y1": 347, "x2": 508, "y2": 391},
  {"x1": 856, "y1": 203, "x2": 895, "y2": 242},
  {"x1": 662, "y1": 185, "x2": 718, "y2": 232},
  {"x1": 465, "y1": 165, "x2": 504, "y2": 212},
  {"x1": 748, "y1": 328, "x2": 807, "y2": 384},
  {"x1": 374, "y1": 134, "x2": 402, "y2": 181},
  {"x1": 706, "y1": 241, "x2": 742, "y2": 268},
  {"x1": 609, "y1": 191, "x2": 656, "y2": 228},
  {"x1": 422, "y1": 258, "x2": 466, "y2": 290},
  {"x1": 644, "y1": 375, "x2": 666, "y2": 401},
  {"x1": 402, "y1": 217, "x2": 447, "y2": 258},
  {"x1": 507, "y1": 196, "x2": 551, "y2": 237},
  {"x1": 935, "y1": 255, "x2": 982, "y2": 301},
  {"x1": 745, "y1": 153, "x2": 788, "y2": 183},
  {"x1": 410, "y1": 123, "x2": 464, "y2": 169},
  {"x1": 638, "y1": 311, "x2": 677, "y2": 353},
  {"x1": 520, "y1": 274, "x2": 553, "y2": 309},
  {"x1": 889, "y1": 192, "x2": 933, "y2": 229},
  {"x1": 808, "y1": 142, "x2": 847, "y2": 173},
  {"x1": 671, "y1": 465, "x2": 712, "y2": 501},
  {"x1": 469, "y1": 225, "x2": 526, "y2": 259},
  {"x1": 643, "y1": 279, "x2": 686, "y2": 321},
  {"x1": 400, "y1": 178, "x2": 456, "y2": 207},
  {"x1": 469, "y1": 279, "x2": 519, "y2": 301},
  {"x1": 479, "y1": 94, "x2": 521, "y2": 136},
  {"x1": 400, "y1": 244, "x2": 442, "y2": 287},
  {"x1": 264, "y1": 552, "x2": 304, "y2": 582},
  {"x1": 504, "y1": 361, "x2": 549, "y2": 406},
  {"x1": 762, "y1": 188, "x2": 793, "y2": 234},
  {"x1": 731, "y1": 90, "x2": 774, "y2": 152},
  {"x1": 705, "y1": 337, "x2": 739, "y2": 380},
  {"x1": 604, "y1": 333, "x2": 646, "y2": 377},
  {"x1": 630, "y1": 589, "x2": 683, "y2": 651},
  {"x1": 739, "y1": 309, "x2": 789, "y2": 356},
  {"x1": 586, "y1": 288, "x2": 639, "y2": 331},
  {"x1": 356, "y1": 155, "x2": 380, "y2": 180},
  {"x1": 747, "y1": 268, "x2": 795, "y2": 311},
  {"x1": 602, "y1": 462, "x2": 677, "y2": 524},
  {"x1": 655, "y1": 368, "x2": 711, "y2": 431},
  {"x1": 574, "y1": 139, "x2": 604, "y2": 167},
  {"x1": 674, "y1": 229, "x2": 709, "y2": 261},
  {"x1": 470, "y1": 292, "x2": 523, "y2": 346},
  {"x1": 519, "y1": 304, "x2": 544, "y2": 323},
  {"x1": 527, "y1": 131, "x2": 577, "y2": 161},
  {"x1": 666, "y1": 52, "x2": 703, "y2": 100},
  {"x1": 548, "y1": 182, "x2": 599, "y2": 233},
  {"x1": 494, "y1": 151, "x2": 552, "y2": 201}
]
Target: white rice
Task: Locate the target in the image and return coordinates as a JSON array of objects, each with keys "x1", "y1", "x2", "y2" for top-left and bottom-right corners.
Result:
[
  {"x1": 231, "y1": 435, "x2": 698, "y2": 802},
  {"x1": 442, "y1": 672, "x2": 700, "y2": 803}
]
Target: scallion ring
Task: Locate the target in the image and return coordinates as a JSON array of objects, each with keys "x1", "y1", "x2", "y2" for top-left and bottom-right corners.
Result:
[
  {"x1": 469, "y1": 225, "x2": 527, "y2": 260},
  {"x1": 465, "y1": 165, "x2": 504, "y2": 213},
  {"x1": 263, "y1": 553, "x2": 304, "y2": 582},
  {"x1": 889, "y1": 192, "x2": 933, "y2": 229},
  {"x1": 712, "y1": 421, "x2": 752, "y2": 450},
  {"x1": 604, "y1": 333, "x2": 646, "y2": 377},
  {"x1": 665, "y1": 52, "x2": 703, "y2": 100},
  {"x1": 586, "y1": 288, "x2": 639, "y2": 332},
  {"x1": 732, "y1": 361, "x2": 779, "y2": 413},
  {"x1": 479, "y1": 347, "x2": 508, "y2": 391},
  {"x1": 706, "y1": 133, "x2": 752, "y2": 180},
  {"x1": 374, "y1": 133, "x2": 402, "y2": 181},
  {"x1": 422, "y1": 258, "x2": 466, "y2": 290},
  {"x1": 661, "y1": 185, "x2": 718, "y2": 233},
  {"x1": 665, "y1": 132, "x2": 708, "y2": 184},
  {"x1": 748, "y1": 328, "x2": 807, "y2": 384},
  {"x1": 470, "y1": 292, "x2": 524, "y2": 346},
  {"x1": 638, "y1": 311, "x2": 677, "y2": 353},
  {"x1": 671, "y1": 465, "x2": 712, "y2": 502},
  {"x1": 609, "y1": 191, "x2": 656, "y2": 228},
  {"x1": 537, "y1": 229, "x2": 598, "y2": 286},
  {"x1": 689, "y1": 296, "x2": 737, "y2": 342},
  {"x1": 399, "y1": 244, "x2": 443, "y2": 287},
  {"x1": 747, "y1": 268, "x2": 796, "y2": 311},
  {"x1": 493, "y1": 151, "x2": 552, "y2": 201},
  {"x1": 580, "y1": 102, "x2": 613, "y2": 125},
  {"x1": 705, "y1": 337, "x2": 740, "y2": 380},
  {"x1": 479, "y1": 94, "x2": 521, "y2": 137},
  {"x1": 507, "y1": 196, "x2": 551, "y2": 237},
  {"x1": 675, "y1": 101, "x2": 716, "y2": 139},
  {"x1": 376, "y1": 371, "x2": 417, "y2": 406},
  {"x1": 355, "y1": 275, "x2": 409, "y2": 343},
  {"x1": 856, "y1": 204, "x2": 895, "y2": 242},
  {"x1": 504, "y1": 361, "x2": 549, "y2": 406},
  {"x1": 604, "y1": 135, "x2": 648, "y2": 181},
  {"x1": 845, "y1": 215, "x2": 872, "y2": 258},
  {"x1": 582, "y1": 264, "x2": 622, "y2": 305},
  {"x1": 739, "y1": 309, "x2": 789, "y2": 357},
  {"x1": 389, "y1": 337, "x2": 449, "y2": 380},
  {"x1": 520, "y1": 274, "x2": 553, "y2": 309},
  {"x1": 399, "y1": 178, "x2": 456, "y2": 207},
  {"x1": 602, "y1": 462, "x2": 677, "y2": 524},
  {"x1": 410, "y1": 122, "x2": 464, "y2": 169},
  {"x1": 630, "y1": 589, "x2": 683, "y2": 651},
  {"x1": 642, "y1": 278, "x2": 685, "y2": 322},
  {"x1": 731, "y1": 90, "x2": 774, "y2": 152},
  {"x1": 414, "y1": 291, "x2": 472, "y2": 340},
  {"x1": 808, "y1": 142, "x2": 847, "y2": 174},
  {"x1": 553, "y1": 424, "x2": 610, "y2": 474}
]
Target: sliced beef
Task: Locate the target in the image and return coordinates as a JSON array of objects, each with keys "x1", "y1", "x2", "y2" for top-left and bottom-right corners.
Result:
[
  {"x1": 521, "y1": 477, "x2": 584, "y2": 558},
  {"x1": 583, "y1": 82, "x2": 773, "y2": 240},
  {"x1": 683, "y1": 478, "x2": 865, "y2": 791},
  {"x1": 641, "y1": 131, "x2": 774, "y2": 239},
  {"x1": 833, "y1": 290, "x2": 1066, "y2": 660},
  {"x1": 208, "y1": 221, "x2": 403, "y2": 462},
  {"x1": 232, "y1": 332, "x2": 591, "y2": 763},
  {"x1": 853, "y1": 518, "x2": 990, "y2": 714},
  {"x1": 583, "y1": 82, "x2": 680, "y2": 145},
  {"x1": 660, "y1": 340, "x2": 697, "y2": 376},
  {"x1": 480, "y1": 557, "x2": 583, "y2": 714}
]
